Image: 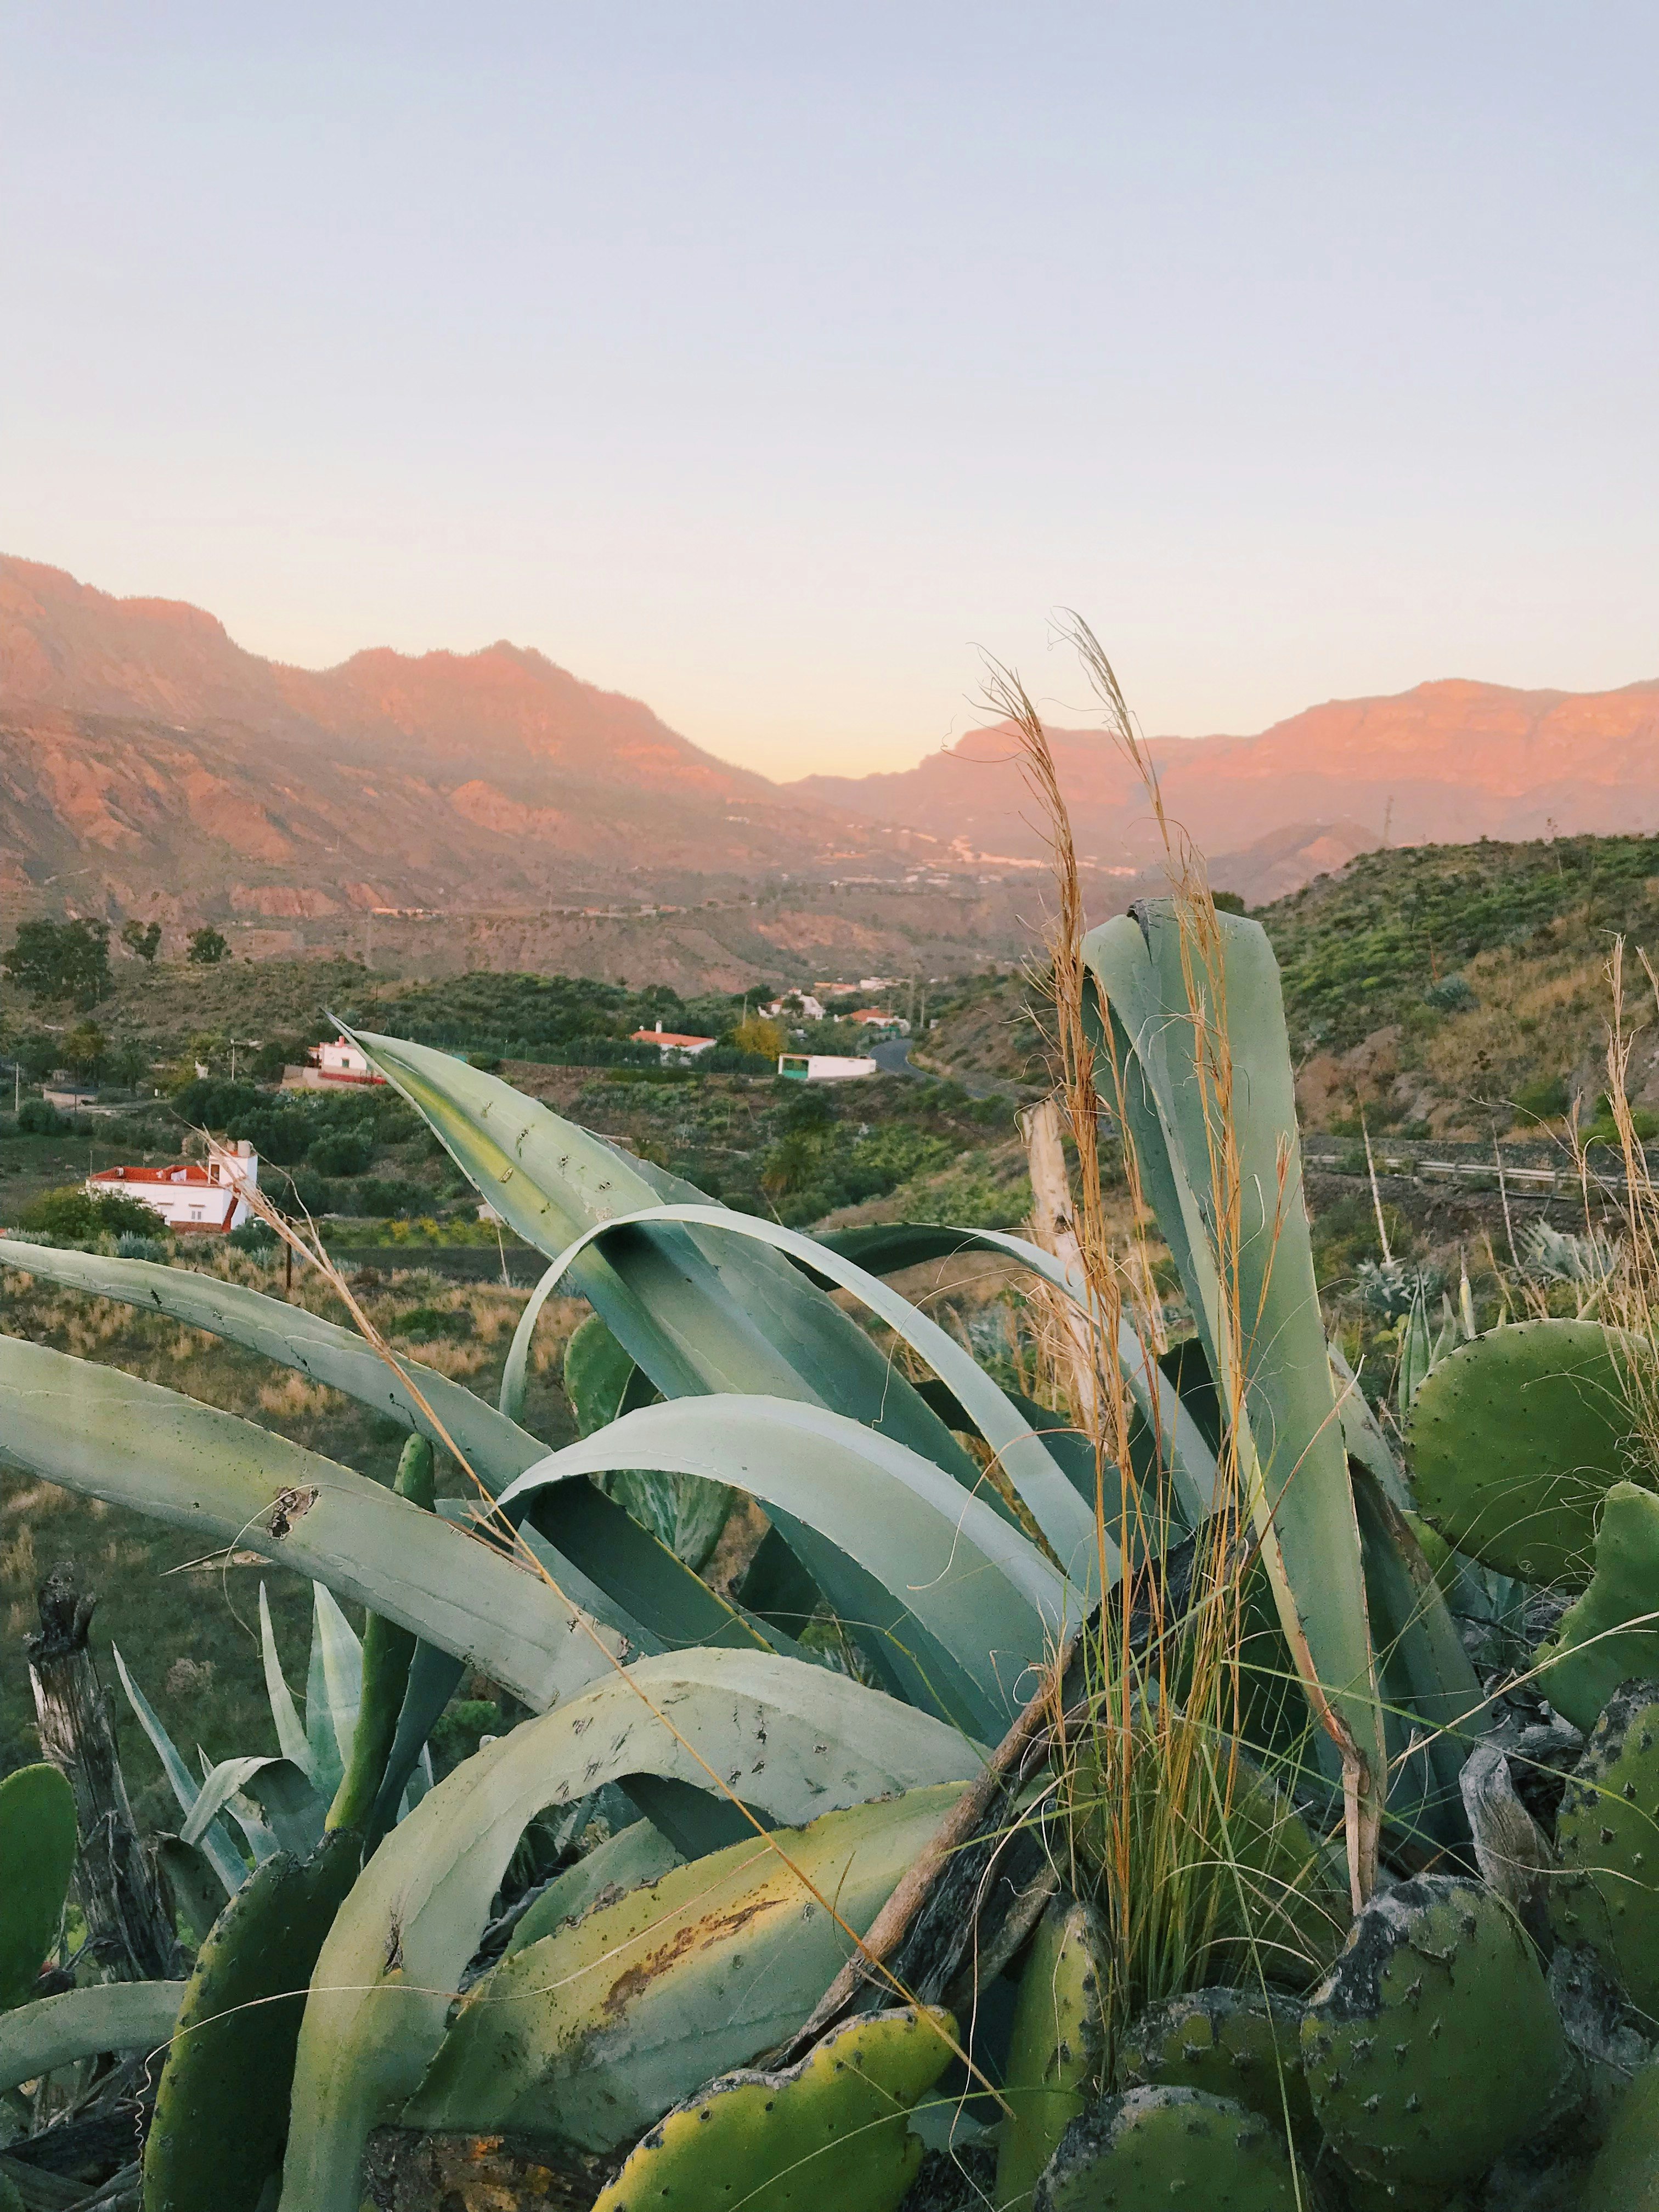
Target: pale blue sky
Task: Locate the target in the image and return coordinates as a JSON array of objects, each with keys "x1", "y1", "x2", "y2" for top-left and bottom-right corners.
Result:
[{"x1": 3, "y1": 4, "x2": 1654, "y2": 774}]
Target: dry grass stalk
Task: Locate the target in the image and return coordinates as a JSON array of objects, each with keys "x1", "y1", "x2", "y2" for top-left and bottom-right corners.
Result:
[{"x1": 976, "y1": 626, "x2": 1332, "y2": 2057}]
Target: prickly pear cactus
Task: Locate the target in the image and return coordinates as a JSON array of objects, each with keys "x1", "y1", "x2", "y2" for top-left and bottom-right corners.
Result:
[
  {"x1": 143, "y1": 1825, "x2": 362, "y2": 2211},
  {"x1": 1553, "y1": 1678, "x2": 1659, "y2": 2014},
  {"x1": 1407, "y1": 1318, "x2": 1638, "y2": 1585},
  {"x1": 0, "y1": 1763, "x2": 77, "y2": 2011},
  {"x1": 1301, "y1": 1875, "x2": 1575, "y2": 2193},
  {"x1": 1536, "y1": 1488, "x2": 1659, "y2": 1729},
  {"x1": 1033, "y1": 2086, "x2": 1299, "y2": 2210},
  {"x1": 995, "y1": 1898, "x2": 1106, "y2": 2211},
  {"x1": 1119, "y1": 1986, "x2": 1312, "y2": 2138},
  {"x1": 590, "y1": 2005, "x2": 955, "y2": 2212},
  {"x1": 1582, "y1": 2046, "x2": 1659, "y2": 2208}
]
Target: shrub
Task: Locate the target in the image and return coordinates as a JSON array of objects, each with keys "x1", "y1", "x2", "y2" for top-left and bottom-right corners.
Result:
[
  {"x1": 115, "y1": 1232, "x2": 173, "y2": 1261},
  {"x1": 15, "y1": 1098, "x2": 61, "y2": 1136},
  {"x1": 1422, "y1": 973, "x2": 1476, "y2": 1011},
  {"x1": 1513, "y1": 1074, "x2": 1570, "y2": 1122},
  {"x1": 308, "y1": 1130, "x2": 375, "y2": 1177},
  {"x1": 19, "y1": 1186, "x2": 169, "y2": 1242},
  {"x1": 228, "y1": 1219, "x2": 277, "y2": 1252}
]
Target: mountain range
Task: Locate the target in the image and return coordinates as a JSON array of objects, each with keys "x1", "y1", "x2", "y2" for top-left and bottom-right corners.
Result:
[{"x1": 3, "y1": 554, "x2": 1655, "y2": 982}]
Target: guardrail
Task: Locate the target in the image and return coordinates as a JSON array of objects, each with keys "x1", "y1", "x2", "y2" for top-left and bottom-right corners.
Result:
[{"x1": 1303, "y1": 1144, "x2": 1647, "y2": 1199}]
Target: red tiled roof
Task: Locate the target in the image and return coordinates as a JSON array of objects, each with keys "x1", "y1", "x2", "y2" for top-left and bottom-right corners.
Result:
[
  {"x1": 91, "y1": 1164, "x2": 219, "y2": 1188},
  {"x1": 629, "y1": 1030, "x2": 717, "y2": 1048}
]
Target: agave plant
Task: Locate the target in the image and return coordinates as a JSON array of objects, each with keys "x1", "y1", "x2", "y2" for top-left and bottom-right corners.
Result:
[{"x1": 3, "y1": 866, "x2": 1656, "y2": 2210}]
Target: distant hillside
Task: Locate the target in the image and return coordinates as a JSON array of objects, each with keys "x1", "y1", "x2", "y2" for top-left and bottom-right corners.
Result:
[
  {"x1": 795, "y1": 679, "x2": 1659, "y2": 868},
  {"x1": 4, "y1": 554, "x2": 1657, "y2": 989},
  {"x1": 925, "y1": 831, "x2": 1659, "y2": 1141}
]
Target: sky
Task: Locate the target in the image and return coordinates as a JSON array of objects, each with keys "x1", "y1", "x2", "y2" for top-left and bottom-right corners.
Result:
[{"x1": 2, "y1": 3, "x2": 1655, "y2": 777}]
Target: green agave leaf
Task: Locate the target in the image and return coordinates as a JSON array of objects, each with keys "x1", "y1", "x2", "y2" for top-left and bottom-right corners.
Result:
[
  {"x1": 280, "y1": 1647, "x2": 978, "y2": 2212},
  {"x1": 111, "y1": 1644, "x2": 246, "y2": 1896},
  {"x1": 0, "y1": 1235, "x2": 770, "y2": 1675},
  {"x1": 0, "y1": 1978, "x2": 186, "y2": 2092},
  {"x1": 502, "y1": 1819, "x2": 682, "y2": 1956},
  {"x1": 1083, "y1": 903, "x2": 1387, "y2": 1860},
  {"x1": 499, "y1": 1393, "x2": 1071, "y2": 1735},
  {"x1": 815, "y1": 1220, "x2": 1219, "y2": 1525},
  {"x1": 1330, "y1": 1341, "x2": 1412, "y2": 1511},
  {"x1": 259, "y1": 1582, "x2": 314, "y2": 1780},
  {"x1": 0, "y1": 1237, "x2": 539, "y2": 1487},
  {"x1": 1350, "y1": 1463, "x2": 1488, "y2": 1853},
  {"x1": 405, "y1": 1780, "x2": 972, "y2": 2151},
  {"x1": 349, "y1": 1029, "x2": 1000, "y2": 1496},
  {"x1": 309, "y1": 1582, "x2": 362, "y2": 1784},
  {"x1": 183, "y1": 1757, "x2": 290, "y2": 1859},
  {"x1": 563, "y1": 1310, "x2": 733, "y2": 1571},
  {"x1": 498, "y1": 1199, "x2": 1101, "y2": 1587},
  {"x1": 0, "y1": 1335, "x2": 627, "y2": 1714}
]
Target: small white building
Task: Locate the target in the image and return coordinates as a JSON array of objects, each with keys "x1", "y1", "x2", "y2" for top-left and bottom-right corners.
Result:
[
  {"x1": 312, "y1": 1036, "x2": 386, "y2": 1086},
  {"x1": 88, "y1": 1138, "x2": 259, "y2": 1234},
  {"x1": 777, "y1": 1053, "x2": 878, "y2": 1084},
  {"x1": 630, "y1": 1021, "x2": 718, "y2": 1063},
  {"x1": 763, "y1": 993, "x2": 826, "y2": 1022},
  {"x1": 848, "y1": 1008, "x2": 910, "y2": 1036}
]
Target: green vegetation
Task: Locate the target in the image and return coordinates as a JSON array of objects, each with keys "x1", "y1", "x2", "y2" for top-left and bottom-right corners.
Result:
[{"x1": 2, "y1": 916, "x2": 113, "y2": 1009}]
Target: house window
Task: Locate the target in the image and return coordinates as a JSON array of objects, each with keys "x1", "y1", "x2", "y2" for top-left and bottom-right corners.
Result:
[{"x1": 189, "y1": 1207, "x2": 204, "y2": 1221}]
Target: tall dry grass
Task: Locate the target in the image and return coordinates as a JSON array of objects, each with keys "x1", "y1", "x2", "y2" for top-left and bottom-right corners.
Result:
[{"x1": 984, "y1": 619, "x2": 1336, "y2": 2075}]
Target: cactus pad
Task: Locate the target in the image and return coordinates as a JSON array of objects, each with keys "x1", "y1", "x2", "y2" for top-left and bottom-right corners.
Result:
[
  {"x1": 995, "y1": 1897, "x2": 1107, "y2": 2210},
  {"x1": 1033, "y1": 2086, "x2": 1299, "y2": 2210},
  {"x1": 1119, "y1": 1986, "x2": 1312, "y2": 2138},
  {"x1": 143, "y1": 1825, "x2": 362, "y2": 2211},
  {"x1": 0, "y1": 1763, "x2": 77, "y2": 2012},
  {"x1": 1552, "y1": 1678, "x2": 1659, "y2": 2014},
  {"x1": 1407, "y1": 1319, "x2": 1638, "y2": 1585},
  {"x1": 1582, "y1": 2046, "x2": 1659, "y2": 2208},
  {"x1": 590, "y1": 2004, "x2": 955, "y2": 2211},
  {"x1": 1302, "y1": 1874, "x2": 1574, "y2": 2191},
  {"x1": 1536, "y1": 1486, "x2": 1659, "y2": 1729}
]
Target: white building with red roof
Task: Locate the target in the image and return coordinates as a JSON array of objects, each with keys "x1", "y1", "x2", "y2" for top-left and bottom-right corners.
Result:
[
  {"x1": 630, "y1": 1020, "x2": 718, "y2": 1062},
  {"x1": 87, "y1": 1138, "x2": 259, "y2": 1234}
]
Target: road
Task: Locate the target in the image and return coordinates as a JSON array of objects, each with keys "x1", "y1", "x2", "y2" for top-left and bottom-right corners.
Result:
[{"x1": 869, "y1": 1036, "x2": 1011, "y2": 1101}]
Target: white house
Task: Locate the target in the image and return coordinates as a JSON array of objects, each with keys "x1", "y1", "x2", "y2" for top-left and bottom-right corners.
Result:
[
  {"x1": 777, "y1": 1053, "x2": 877, "y2": 1084},
  {"x1": 630, "y1": 1020, "x2": 718, "y2": 1063},
  {"x1": 312, "y1": 1036, "x2": 386, "y2": 1086},
  {"x1": 763, "y1": 993, "x2": 826, "y2": 1023},
  {"x1": 88, "y1": 1138, "x2": 259, "y2": 1234},
  {"x1": 848, "y1": 1008, "x2": 910, "y2": 1036}
]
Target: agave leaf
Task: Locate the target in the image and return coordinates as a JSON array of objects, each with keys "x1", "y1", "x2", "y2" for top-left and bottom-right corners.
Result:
[
  {"x1": 309, "y1": 1582, "x2": 363, "y2": 1780},
  {"x1": 502, "y1": 1819, "x2": 683, "y2": 1956},
  {"x1": 155, "y1": 1836, "x2": 227, "y2": 1946},
  {"x1": 498, "y1": 1199, "x2": 1101, "y2": 1587},
  {"x1": 404, "y1": 1780, "x2": 972, "y2": 2149},
  {"x1": 815, "y1": 1221, "x2": 1218, "y2": 1523},
  {"x1": 183, "y1": 1757, "x2": 290, "y2": 1859},
  {"x1": 1329, "y1": 1342, "x2": 1412, "y2": 1511},
  {"x1": 0, "y1": 1235, "x2": 769, "y2": 1672},
  {"x1": 1350, "y1": 1464, "x2": 1488, "y2": 1847},
  {"x1": 0, "y1": 1335, "x2": 628, "y2": 1713},
  {"x1": 500, "y1": 1394, "x2": 1073, "y2": 1734},
  {"x1": 0, "y1": 1979, "x2": 186, "y2": 2093},
  {"x1": 111, "y1": 1644, "x2": 245, "y2": 1895},
  {"x1": 349, "y1": 1029, "x2": 999, "y2": 1496},
  {"x1": 239, "y1": 1758, "x2": 330, "y2": 1861},
  {"x1": 259, "y1": 1582, "x2": 315, "y2": 1779},
  {"x1": 280, "y1": 1647, "x2": 977, "y2": 2212},
  {"x1": 564, "y1": 1310, "x2": 733, "y2": 1570},
  {"x1": 1083, "y1": 903, "x2": 1387, "y2": 1875}
]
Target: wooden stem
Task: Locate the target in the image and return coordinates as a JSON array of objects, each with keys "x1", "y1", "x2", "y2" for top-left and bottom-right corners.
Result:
[{"x1": 26, "y1": 1564, "x2": 182, "y2": 1985}]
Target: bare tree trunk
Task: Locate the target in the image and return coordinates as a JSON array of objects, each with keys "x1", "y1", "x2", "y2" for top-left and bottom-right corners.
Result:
[
  {"x1": 1019, "y1": 1096, "x2": 1101, "y2": 1435},
  {"x1": 26, "y1": 1564, "x2": 182, "y2": 1984}
]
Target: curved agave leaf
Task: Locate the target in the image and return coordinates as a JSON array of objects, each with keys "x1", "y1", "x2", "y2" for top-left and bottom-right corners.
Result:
[
  {"x1": 404, "y1": 1780, "x2": 972, "y2": 2150},
  {"x1": 499, "y1": 1394, "x2": 1073, "y2": 1733},
  {"x1": 502, "y1": 1818, "x2": 682, "y2": 1955},
  {"x1": 1083, "y1": 903, "x2": 1386, "y2": 1870},
  {"x1": 500, "y1": 1201, "x2": 1101, "y2": 1586},
  {"x1": 347, "y1": 1029, "x2": 994, "y2": 1494},
  {"x1": 0, "y1": 1979, "x2": 185, "y2": 2092},
  {"x1": 280, "y1": 1647, "x2": 978, "y2": 2212},
  {"x1": 308, "y1": 1582, "x2": 362, "y2": 1784},
  {"x1": 0, "y1": 1335, "x2": 626, "y2": 1713},
  {"x1": 815, "y1": 1220, "x2": 1219, "y2": 1523},
  {"x1": 0, "y1": 1236, "x2": 775, "y2": 1671},
  {"x1": 259, "y1": 1582, "x2": 315, "y2": 1778},
  {"x1": 111, "y1": 1644, "x2": 246, "y2": 1896}
]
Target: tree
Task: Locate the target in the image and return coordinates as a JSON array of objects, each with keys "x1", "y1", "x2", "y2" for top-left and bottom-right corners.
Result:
[
  {"x1": 727, "y1": 1014, "x2": 788, "y2": 1060},
  {"x1": 121, "y1": 920, "x2": 162, "y2": 964},
  {"x1": 63, "y1": 1022, "x2": 107, "y2": 1080},
  {"x1": 111, "y1": 1036, "x2": 153, "y2": 1092},
  {"x1": 187, "y1": 927, "x2": 229, "y2": 966},
  {"x1": 3, "y1": 918, "x2": 112, "y2": 1009}
]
